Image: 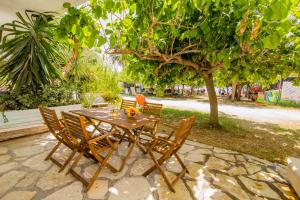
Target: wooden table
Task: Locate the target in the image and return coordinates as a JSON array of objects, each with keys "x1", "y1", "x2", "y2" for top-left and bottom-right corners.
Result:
[{"x1": 71, "y1": 107, "x2": 160, "y2": 171}]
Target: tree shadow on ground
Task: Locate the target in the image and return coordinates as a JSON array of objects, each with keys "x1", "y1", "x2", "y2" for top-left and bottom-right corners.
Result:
[{"x1": 160, "y1": 108, "x2": 300, "y2": 164}]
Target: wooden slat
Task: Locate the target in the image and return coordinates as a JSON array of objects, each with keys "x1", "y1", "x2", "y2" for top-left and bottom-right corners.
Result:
[{"x1": 120, "y1": 99, "x2": 136, "y2": 109}]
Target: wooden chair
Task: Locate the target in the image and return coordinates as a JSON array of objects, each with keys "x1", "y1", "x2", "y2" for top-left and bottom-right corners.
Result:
[
  {"x1": 120, "y1": 99, "x2": 136, "y2": 109},
  {"x1": 38, "y1": 107, "x2": 77, "y2": 172},
  {"x1": 142, "y1": 115, "x2": 196, "y2": 192},
  {"x1": 142, "y1": 102, "x2": 163, "y2": 116},
  {"x1": 61, "y1": 111, "x2": 120, "y2": 192},
  {"x1": 141, "y1": 102, "x2": 163, "y2": 135}
]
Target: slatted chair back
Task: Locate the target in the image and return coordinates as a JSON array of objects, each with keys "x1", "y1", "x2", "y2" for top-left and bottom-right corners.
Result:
[
  {"x1": 173, "y1": 116, "x2": 196, "y2": 149},
  {"x1": 61, "y1": 111, "x2": 91, "y2": 144},
  {"x1": 39, "y1": 106, "x2": 63, "y2": 138},
  {"x1": 142, "y1": 102, "x2": 163, "y2": 116},
  {"x1": 39, "y1": 107, "x2": 78, "y2": 172},
  {"x1": 120, "y1": 99, "x2": 136, "y2": 109}
]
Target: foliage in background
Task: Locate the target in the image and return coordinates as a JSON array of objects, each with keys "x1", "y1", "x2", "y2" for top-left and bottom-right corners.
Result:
[
  {"x1": 67, "y1": 50, "x2": 121, "y2": 105},
  {"x1": 0, "y1": 83, "x2": 79, "y2": 110},
  {"x1": 0, "y1": 10, "x2": 65, "y2": 92},
  {"x1": 119, "y1": 55, "x2": 204, "y2": 95},
  {"x1": 57, "y1": 3, "x2": 103, "y2": 74},
  {"x1": 81, "y1": 67, "x2": 121, "y2": 104}
]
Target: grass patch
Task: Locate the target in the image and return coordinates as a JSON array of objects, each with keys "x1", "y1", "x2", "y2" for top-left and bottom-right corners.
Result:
[
  {"x1": 161, "y1": 108, "x2": 247, "y2": 137},
  {"x1": 268, "y1": 100, "x2": 300, "y2": 108},
  {"x1": 159, "y1": 108, "x2": 300, "y2": 164}
]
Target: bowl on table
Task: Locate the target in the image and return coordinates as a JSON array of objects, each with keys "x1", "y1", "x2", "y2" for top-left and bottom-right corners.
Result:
[{"x1": 124, "y1": 107, "x2": 139, "y2": 118}]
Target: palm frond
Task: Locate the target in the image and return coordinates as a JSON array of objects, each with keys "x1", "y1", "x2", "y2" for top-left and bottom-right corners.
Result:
[{"x1": 0, "y1": 10, "x2": 65, "y2": 92}]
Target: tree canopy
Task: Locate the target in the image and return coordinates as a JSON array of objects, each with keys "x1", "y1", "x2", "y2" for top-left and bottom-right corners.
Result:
[{"x1": 64, "y1": 0, "x2": 299, "y2": 126}]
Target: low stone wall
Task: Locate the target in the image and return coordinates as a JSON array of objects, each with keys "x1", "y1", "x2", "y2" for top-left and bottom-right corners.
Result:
[{"x1": 0, "y1": 125, "x2": 48, "y2": 142}]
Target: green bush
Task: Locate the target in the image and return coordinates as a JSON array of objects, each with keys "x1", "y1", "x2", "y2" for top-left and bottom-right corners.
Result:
[{"x1": 0, "y1": 83, "x2": 80, "y2": 111}]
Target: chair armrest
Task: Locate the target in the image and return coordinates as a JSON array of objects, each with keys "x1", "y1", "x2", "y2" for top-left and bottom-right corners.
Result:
[
  {"x1": 161, "y1": 123, "x2": 178, "y2": 129},
  {"x1": 156, "y1": 136, "x2": 176, "y2": 146}
]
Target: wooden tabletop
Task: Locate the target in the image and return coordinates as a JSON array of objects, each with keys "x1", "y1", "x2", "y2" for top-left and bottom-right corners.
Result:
[{"x1": 70, "y1": 107, "x2": 160, "y2": 130}]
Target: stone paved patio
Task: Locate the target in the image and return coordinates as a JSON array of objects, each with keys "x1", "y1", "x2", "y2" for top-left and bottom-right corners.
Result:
[{"x1": 0, "y1": 133, "x2": 298, "y2": 200}]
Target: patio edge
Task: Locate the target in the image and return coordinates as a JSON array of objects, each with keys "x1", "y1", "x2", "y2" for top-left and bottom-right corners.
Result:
[{"x1": 0, "y1": 125, "x2": 49, "y2": 142}]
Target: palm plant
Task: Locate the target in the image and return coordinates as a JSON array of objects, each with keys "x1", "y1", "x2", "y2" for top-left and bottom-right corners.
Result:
[{"x1": 0, "y1": 10, "x2": 65, "y2": 92}]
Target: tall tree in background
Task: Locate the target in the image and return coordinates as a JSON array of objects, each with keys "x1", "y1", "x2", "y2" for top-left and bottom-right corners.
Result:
[{"x1": 0, "y1": 10, "x2": 65, "y2": 92}]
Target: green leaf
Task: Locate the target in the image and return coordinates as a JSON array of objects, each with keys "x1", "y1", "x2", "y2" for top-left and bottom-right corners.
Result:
[
  {"x1": 93, "y1": 6, "x2": 102, "y2": 18},
  {"x1": 130, "y1": 3, "x2": 136, "y2": 13},
  {"x1": 67, "y1": 38, "x2": 75, "y2": 46},
  {"x1": 98, "y1": 36, "x2": 106, "y2": 46},
  {"x1": 130, "y1": 39, "x2": 137, "y2": 49},
  {"x1": 63, "y1": 2, "x2": 71, "y2": 8},
  {"x1": 83, "y1": 27, "x2": 91, "y2": 37},
  {"x1": 171, "y1": 26, "x2": 180, "y2": 37},
  {"x1": 105, "y1": 29, "x2": 113, "y2": 34},
  {"x1": 267, "y1": 0, "x2": 290, "y2": 21},
  {"x1": 105, "y1": 0, "x2": 115, "y2": 11},
  {"x1": 200, "y1": 21, "x2": 210, "y2": 34},
  {"x1": 263, "y1": 32, "x2": 281, "y2": 49},
  {"x1": 123, "y1": 18, "x2": 132, "y2": 27},
  {"x1": 280, "y1": 19, "x2": 292, "y2": 31},
  {"x1": 109, "y1": 35, "x2": 116, "y2": 48},
  {"x1": 71, "y1": 24, "x2": 77, "y2": 34}
]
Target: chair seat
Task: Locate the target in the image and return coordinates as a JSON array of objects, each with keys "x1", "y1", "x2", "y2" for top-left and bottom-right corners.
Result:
[
  {"x1": 94, "y1": 137, "x2": 118, "y2": 149},
  {"x1": 141, "y1": 126, "x2": 153, "y2": 133},
  {"x1": 86, "y1": 125, "x2": 111, "y2": 138}
]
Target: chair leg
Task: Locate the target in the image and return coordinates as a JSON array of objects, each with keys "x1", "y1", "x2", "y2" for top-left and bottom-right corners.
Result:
[
  {"x1": 146, "y1": 149, "x2": 175, "y2": 192},
  {"x1": 85, "y1": 149, "x2": 115, "y2": 192},
  {"x1": 119, "y1": 133, "x2": 126, "y2": 144},
  {"x1": 174, "y1": 153, "x2": 189, "y2": 174},
  {"x1": 59, "y1": 149, "x2": 77, "y2": 172},
  {"x1": 143, "y1": 153, "x2": 167, "y2": 176},
  {"x1": 119, "y1": 141, "x2": 135, "y2": 172},
  {"x1": 67, "y1": 151, "x2": 82, "y2": 174},
  {"x1": 45, "y1": 141, "x2": 62, "y2": 161}
]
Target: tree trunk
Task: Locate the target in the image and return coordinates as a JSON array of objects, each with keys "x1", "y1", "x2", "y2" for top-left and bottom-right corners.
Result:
[
  {"x1": 236, "y1": 85, "x2": 242, "y2": 101},
  {"x1": 63, "y1": 39, "x2": 80, "y2": 76},
  {"x1": 202, "y1": 71, "x2": 219, "y2": 127},
  {"x1": 245, "y1": 85, "x2": 250, "y2": 99},
  {"x1": 181, "y1": 84, "x2": 184, "y2": 96},
  {"x1": 171, "y1": 84, "x2": 175, "y2": 94},
  {"x1": 231, "y1": 81, "x2": 237, "y2": 101},
  {"x1": 190, "y1": 86, "x2": 194, "y2": 96}
]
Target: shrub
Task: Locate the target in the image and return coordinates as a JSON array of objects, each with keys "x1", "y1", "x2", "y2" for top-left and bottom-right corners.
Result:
[{"x1": 0, "y1": 83, "x2": 80, "y2": 111}]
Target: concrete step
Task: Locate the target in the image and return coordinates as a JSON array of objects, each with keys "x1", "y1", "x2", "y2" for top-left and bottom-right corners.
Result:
[{"x1": 287, "y1": 157, "x2": 300, "y2": 197}]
